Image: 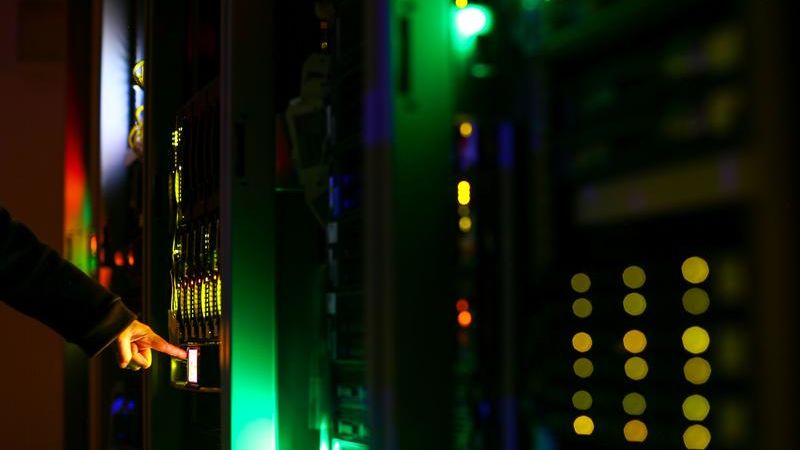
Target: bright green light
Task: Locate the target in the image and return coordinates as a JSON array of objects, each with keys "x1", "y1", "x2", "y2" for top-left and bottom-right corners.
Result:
[
  {"x1": 319, "y1": 416, "x2": 329, "y2": 450},
  {"x1": 455, "y1": 5, "x2": 493, "y2": 38}
]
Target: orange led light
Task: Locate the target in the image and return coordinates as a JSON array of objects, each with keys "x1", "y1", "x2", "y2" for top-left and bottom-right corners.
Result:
[
  {"x1": 90, "y1": 235, "x2": 98, "y2": 254},
  {"x1": 456, "y1": 298, "x2": 470, "y2": 312},
  {"x1": 458, "y1": 310, "x2": 473, "y2": 328},
  {"x1": 127, "y1": 250, "x2": 135, "y2": 267}
]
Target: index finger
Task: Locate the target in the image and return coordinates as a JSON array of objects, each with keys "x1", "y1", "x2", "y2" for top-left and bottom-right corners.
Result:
[{"x1": 149, "y1": 333, "x2": 189, "y2": 359}]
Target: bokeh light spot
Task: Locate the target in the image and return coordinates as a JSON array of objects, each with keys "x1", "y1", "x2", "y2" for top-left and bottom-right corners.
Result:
[
  {"x1": 571, "y1": 273, "x2": 591, "y2": 293},
  {"x1": 683, "y1": 424, "x2": 711, "y2": 449},
  {"x1": 623, "y1": 292, "x2": 647, "y2": 316},
  {"x1": 572, "y1": 390, "x2": 593, "y2": 410},
  {"x1": 682, "y1": 256, "x2": 710, "y2": 284},
  {"x1": 624, "y1": 420, "x2": 648, "y2": 442},
  {"x1": 622, "y1": 392, "x2": 647, "y2": 415},
  {"x1": 682, "y1": 288, "x2": 710, "y2": 315},
  {"x1": 624, "y1": 357, "x2": 649, "y2": 380},
  {"x1": 572, "y1": 332, "x2": 593, "y2": 353},
  {"x1": 572, "y1": 298, "x2": 592, "y2": 318},
  {"x1": 682, "y1": 395, "x2": 710, "y2": 421},
  {"x1": 622, "y1": 265, "x2": 646, "y2": 289},
  {"x1": 684, "y1": 357, "x2": 712, "y2": 385},
  {"x1": 623, "y1": 330, "x2": 647, "y2": 354},
  {"x1": 573, "y1": 358, "x2": 594, "y2": 378},
  {"x1": 682, "y1": 326, "x2": 710, "y2": 354},
  {"x1": 573, "y1": 415, "x2": 594, "y2": 435}
]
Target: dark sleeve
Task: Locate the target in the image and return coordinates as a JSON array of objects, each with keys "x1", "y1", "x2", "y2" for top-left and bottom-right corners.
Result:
[{"x1": 0, "y1": 207, "x2": 136, "y2": 357}]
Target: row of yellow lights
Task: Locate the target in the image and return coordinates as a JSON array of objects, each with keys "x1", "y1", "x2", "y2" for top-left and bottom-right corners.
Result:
[
  {"x1": 457, "y1": 121, "x2": 473, "y2": 235},
  {"x1": 570, "y1": 273, "x2": 595, "y2": 435},
  {"x1": 621, "y1": 266, "x2": 648, "y2": 442},
  {"x1": 569, "y1": 257, "x2": 713, "y2": 446},
  {"x1": 682, "y1": 257, "x2": 712, "y2": 450}
]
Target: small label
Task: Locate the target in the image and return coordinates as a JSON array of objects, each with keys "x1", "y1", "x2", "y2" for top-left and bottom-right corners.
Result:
[{"x1": 187, "y1": 347, "x2": 199, "y2": 384}]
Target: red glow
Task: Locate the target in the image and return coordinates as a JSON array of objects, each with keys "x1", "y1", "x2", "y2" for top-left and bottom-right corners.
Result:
[
  {"x1": 456, "y1": 298, "x2": 469, "y2": 312},
  {"x1": 114, "y1": 250, "x2": 125, "y2": 267},
  {"x1": 457, "y1": 311, "x2": 473, "y2": 328},
  {"x1": 99, "y1": 267, "x2": 112, "y2": 289}
]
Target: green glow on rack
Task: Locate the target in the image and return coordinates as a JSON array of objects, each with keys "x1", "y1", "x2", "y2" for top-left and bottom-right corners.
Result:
[
  {"x1": 455, "y1": 5, "x2": 493, "y2": 38},
  {"x1": 230, "y1": 165, "x2": 278, "y2": 450},
  {"x1": 452, "y1": 4, "x2": 493, "y2": 55},
  {"x1": 331, "y1": 439, "x2": 367, "y2": 450},
  {"x1": 319, "y1": 416, "x2": 330, "y2": 450}
]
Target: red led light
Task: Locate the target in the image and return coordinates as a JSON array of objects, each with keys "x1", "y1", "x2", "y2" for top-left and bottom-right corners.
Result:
[
  {"x1": 456, "y1": 298, "x2": 470, "y2": 312},
  {"x1": 114, "y1": 250, "x2": 125, "y2": 267}
]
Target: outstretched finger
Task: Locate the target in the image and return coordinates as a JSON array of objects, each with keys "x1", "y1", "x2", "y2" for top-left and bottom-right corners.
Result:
[{"x1": 148, "y1": 333, "x2": 188, "y2": 359}]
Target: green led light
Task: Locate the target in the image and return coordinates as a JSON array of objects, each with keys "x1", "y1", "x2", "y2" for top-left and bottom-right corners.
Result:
[{"x1": 455, "y1": 5, "x2": 493, "y2": 38}]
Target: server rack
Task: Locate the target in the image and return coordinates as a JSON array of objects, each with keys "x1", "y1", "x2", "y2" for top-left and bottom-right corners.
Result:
[{"x1": 505, "y1": 1, "x2": 798, "y2": 450}]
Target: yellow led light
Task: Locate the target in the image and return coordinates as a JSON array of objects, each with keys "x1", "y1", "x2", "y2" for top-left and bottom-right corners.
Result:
[
  {"x1": 622, "y1": 392, "x2": 646, "y2": 415},
  {"x1": 572, "y1": 298, "x2": 592, "y2": 318},
  {"x1": 457, "y1": 180, "x2": 471, "y2": 205},
  {"x1": 682, "y1": 326, "x2": 710, "y2": 354},
  {"x1": 622, "y1": 265, "x2": 646, "y2": 289},
  {"x1": 624, "y1": 357, "x2": 649, "y2": 381},
  {"x1": 459, "y1": 216, "x2": 473, "y2": 232},
  {"x1": 682, "y1": 256, "x2": 710, "y2": 284},
  {"x1": 623, "y1": 420, "x2": 648, "y2": 443},
  {"x1": 455, "y1": 0, "x2": 469, "y2": 8},
  {"x1": 684, "y1": 357, "x2": 712, "y2": 385},
  {"x1": 572, "y1": 390, "x2": 593, "y2": 410},
  {"x1": 573, "y1": 358, "x2": 594, "y2": 378},
  {"x1": 573, "y1": 415, "x2": 594, "y2": 435},
  {"x1": 682, "y1": 395, "x2": 710, "y2": 421},
  {"x1": 459, "y1": 121, "x2": 473, "y2": 137},
  {"x1": 571, "y1": 273, "x2": 591, "y2": 293},
  {"x1": 623, "y1": 330, "x2": 647, "y2": 354},
  {"x1": 172, "y1": 129, "x2": 181, "y2": 148},
  {"x1": 623, "y1": 292, "x2": 647, "y2": 316},
  {"x1": 683, "y1": 424, "x2": 711, "y2": 449},
  {"x1": 682, "y1": 287, "x2": 710, "y2": 315},
  {"x1": 572, "y1": 332, "x2": 593, "y2": 353}
]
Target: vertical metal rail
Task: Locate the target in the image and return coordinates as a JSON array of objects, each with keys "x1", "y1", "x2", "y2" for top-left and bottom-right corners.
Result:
[
  {"x1": 220, "y1": 0, "x2": 277, "y2": 448},
  {"x1": 366, "y1": 1, "x2": 455, "y2": 448},
  {"x1": 749, "y1": 0, "x2": 799, "y2": 449},
  {"x1": 143, "y1": 1, "x2": 186, "y2": 448}
]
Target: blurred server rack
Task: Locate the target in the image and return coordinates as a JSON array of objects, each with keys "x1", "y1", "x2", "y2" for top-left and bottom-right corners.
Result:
[{"x1": 504, "y1": 1, "x2": 799, "y2": 450}]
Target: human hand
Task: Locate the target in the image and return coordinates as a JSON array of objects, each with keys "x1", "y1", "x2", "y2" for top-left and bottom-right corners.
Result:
[{"x1": 116, "y1": 320, "x2": 188, "y2": 370}]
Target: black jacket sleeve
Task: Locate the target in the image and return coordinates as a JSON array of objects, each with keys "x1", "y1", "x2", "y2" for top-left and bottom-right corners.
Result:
[{"x1": 0, "y1": 207, "x2": 136, "y2": 357}]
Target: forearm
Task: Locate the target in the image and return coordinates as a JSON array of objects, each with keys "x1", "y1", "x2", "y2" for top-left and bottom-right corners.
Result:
[{"x1": 0, "y1": 207, "x2": 136, "y2": 356}]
